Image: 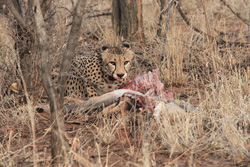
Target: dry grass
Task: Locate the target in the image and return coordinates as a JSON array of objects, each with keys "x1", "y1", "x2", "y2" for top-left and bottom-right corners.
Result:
[{"x1": 1, "y1": 0, "x2": 250, "y2": 166}]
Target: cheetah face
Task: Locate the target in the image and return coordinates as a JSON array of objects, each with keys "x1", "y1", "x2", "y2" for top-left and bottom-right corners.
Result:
[{"x1": 101, "y1": 44, "x2": 134, "y2": 81}]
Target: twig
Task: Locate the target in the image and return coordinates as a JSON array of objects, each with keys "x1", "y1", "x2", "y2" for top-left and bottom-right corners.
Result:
[
  {"x1": 220, "y1": 0, "x2": 249, "y2": 26},
  {"x1": 174, "y1": 0, "x2": 205, "y2": 36},
  {"x1": 88, "y1": 12, "x2": 111, "y2": 18},
  {"x1": 44, "y1": 11, "x2": 56, "y2": 22}
]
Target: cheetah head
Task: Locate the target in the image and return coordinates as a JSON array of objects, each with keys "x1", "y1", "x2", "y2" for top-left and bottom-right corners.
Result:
[{"x1": 101, "y1": 44, "x2": 134, "y2": 81}]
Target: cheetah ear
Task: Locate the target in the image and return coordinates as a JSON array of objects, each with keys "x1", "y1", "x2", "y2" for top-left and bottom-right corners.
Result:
[
  {"x1": 122, "y1": 43, "x2": 130, "y2": 49},
  {"x1": 102, "y1": 46, "x2": 109, "y2": 51}
]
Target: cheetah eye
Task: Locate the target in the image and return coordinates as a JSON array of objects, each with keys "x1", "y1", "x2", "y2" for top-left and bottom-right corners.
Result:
[
  {"x1": 109, "y1": 62, "x2": 116, "y2": 66},
  {"x1": 124, "y1": 61, "x2": 130, "y2": 65}
]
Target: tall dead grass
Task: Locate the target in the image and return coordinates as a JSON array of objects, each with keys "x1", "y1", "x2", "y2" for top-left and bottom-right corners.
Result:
[{"x1": 0, "y1": 0, "x2": 250, "y2": 166}]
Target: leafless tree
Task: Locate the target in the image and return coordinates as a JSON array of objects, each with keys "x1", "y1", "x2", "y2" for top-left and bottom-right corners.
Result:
[{"x1": 5, "y1": 0, "x2": 86, "y2": 164}]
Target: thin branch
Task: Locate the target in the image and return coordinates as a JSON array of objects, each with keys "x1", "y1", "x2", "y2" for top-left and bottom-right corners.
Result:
[
  {"x1": 163, "y1": 0, "x2": 173, "y2": 42},
  {"x1": 5, "y1": 0, "x2": 27, "y2": 29},
  {"x1": 174, "y1": 0, "x2": 205, "y2": 36},
  {"x1": 220, "y1": 0, "x2": 249, "y2": 26},
  {"x1": 58, "y1": 0, "x2": 87, "y2": 100},
  {"x1": 88, "y1": 12, "x2": 111, "y2": 18},
  {"x1": 174, "y1": 0, "x2": 250, "y2": 48}
]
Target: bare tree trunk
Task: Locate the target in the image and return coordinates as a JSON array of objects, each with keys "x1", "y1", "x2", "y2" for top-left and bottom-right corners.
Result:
[
  {"x1": 163, "y1": 0, "x2": 173, "y2": 42},
  {"x1": 112, "y1": 0, "x2": 144, "y2": 42},
  {"x1": 157, "y1": 0, "x2": 166, "y2": 37},
  {"x1": 5, "y1": 0, "x2": 34, "y2": 91},
  {"x1": 6, "y1": 0, "x2": 86, "y2": 164},
  {"x1": 157, "y1": 0, "x2": 173, "y2": 41},
  {"x1": 31, "y1": 0, "x2": 86, "y2": 165},
  {"x1": 4, "y1": 0, "x2": 52, "y2": 95}
]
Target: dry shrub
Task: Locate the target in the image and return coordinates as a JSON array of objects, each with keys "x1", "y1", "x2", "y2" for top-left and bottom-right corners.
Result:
[
  {"x1": 95, "y1": 114, "x2": 123, "y2": 145},
  {"x1": 1, "y1": 0, "x2": 250, "y2": 166},
  {"x1": 0, "y1": 105, "x2": 40, "y2": 166},
  {"x1": 201, "y1": 70, "x2": 250, "y2": 158},
  {"x1": 156, "y1": 111, "x2": 203, "y2": 157},
  {"x1": 154, "y1": 68, "x2": 249, "y2": 160}
]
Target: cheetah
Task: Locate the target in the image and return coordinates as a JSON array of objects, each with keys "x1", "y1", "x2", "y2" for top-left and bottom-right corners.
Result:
[{"x1": 65, "y1": 44, "x2": 134, "y2": 100}]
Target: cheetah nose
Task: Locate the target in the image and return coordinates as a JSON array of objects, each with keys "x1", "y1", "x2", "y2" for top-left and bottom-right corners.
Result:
[{"x1": 117, "y1": 74, "x2": 124, "y2": 78}]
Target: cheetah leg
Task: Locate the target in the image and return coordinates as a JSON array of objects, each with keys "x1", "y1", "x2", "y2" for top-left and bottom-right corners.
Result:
[{"x1": 64, "y1": 96, "x2": 85, "y2": 103}]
